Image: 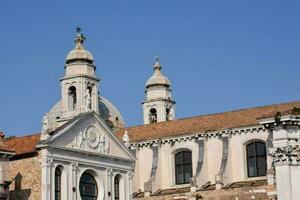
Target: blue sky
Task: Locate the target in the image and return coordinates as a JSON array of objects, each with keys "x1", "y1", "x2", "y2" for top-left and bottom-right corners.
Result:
[{"x1": 1, "y1": 1, "x2": 300, "y2": 136}]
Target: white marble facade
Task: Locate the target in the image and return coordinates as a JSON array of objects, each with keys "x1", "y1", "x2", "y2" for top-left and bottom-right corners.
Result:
[
  {"x1": 38, "y1": 112, "x2": 135, "y2": 200},
  {"x1": 38, "y1": 28, "x2": 135, "y2": 200}
]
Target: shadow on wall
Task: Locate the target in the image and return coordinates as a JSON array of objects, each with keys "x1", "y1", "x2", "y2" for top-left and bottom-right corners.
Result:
[{"x1": 9, "y1": 173, "x2": 31, "y2": 200}]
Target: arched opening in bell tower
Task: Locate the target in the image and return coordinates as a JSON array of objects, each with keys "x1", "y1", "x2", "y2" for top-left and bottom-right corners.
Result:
[
  {"x1": 149, "y1": 108, "x2": 157, "y2": 123},
  {"x1": 68, "y1": 86, "x2": 77, "y2": 110},
  {"x1": 166, "y1": 107, "x2": 171, "y2": 121}
]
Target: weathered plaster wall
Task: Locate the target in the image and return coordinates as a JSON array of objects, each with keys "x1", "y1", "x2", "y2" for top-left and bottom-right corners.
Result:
[
  {"x1": 9, "y1": 155, "x2": 41, "y2": 200},
  {"x1": 133, "y1": 128, "x2": 272, "y2": 193}
]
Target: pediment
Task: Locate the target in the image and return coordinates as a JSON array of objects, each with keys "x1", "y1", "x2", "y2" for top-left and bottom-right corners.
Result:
[{"x1": 45, "y1": 112, "x2": 134, "y2": 160}]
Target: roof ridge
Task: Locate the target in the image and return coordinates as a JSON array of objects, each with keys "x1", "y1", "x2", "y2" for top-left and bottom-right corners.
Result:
[
  {"x1": 123, "y1": 100, "x2": 300, "y2": 130},
  {"x1": 5, "y1": 132, "x2": 41, "y2": 141},
  {"x1": 178, "y1": 100, "x2": 300, "y2": 120}
]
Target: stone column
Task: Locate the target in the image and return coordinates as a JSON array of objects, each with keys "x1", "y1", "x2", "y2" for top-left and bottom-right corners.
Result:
[
  {"x1": 261, "y1": 116, "x2": 300, "y2": 200},
  {"x1": 41, "y1": 158, "x2": 52, "y2": 200},
  {"x1": 270, "y1": 135, "x2": 300, "y2": 200}
]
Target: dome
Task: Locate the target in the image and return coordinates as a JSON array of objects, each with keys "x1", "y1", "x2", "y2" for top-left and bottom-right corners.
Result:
[
  {"x1": 98, "y1": 96, "x2": 125, "y2": 130},
  {"x1": 66, "y1": 48, "x2": 94, "y2": 63},
  {"x1": 146, "y1": 70, "x2": 171, "y2": 88},
  {"x1": 146, "y1": 57, "x2": 171, "y2": 88},
  {"x1": 46, "y1": 96, "x2": 124, "y2": 131},
  {"x1": 65, "y1": 28, "x2": 94, "y2": 64}
]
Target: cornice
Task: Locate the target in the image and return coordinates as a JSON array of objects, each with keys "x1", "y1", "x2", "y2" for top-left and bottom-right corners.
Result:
[{"x1": 128, "y1": 125, "x2": 265, "y2": 149}]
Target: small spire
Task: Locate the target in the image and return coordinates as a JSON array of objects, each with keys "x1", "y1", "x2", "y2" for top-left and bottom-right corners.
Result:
[
  {"x1": 153, "y1": 56, "x2": 161, "y2": 70},
  {"x1": 75, "y1": 27, "x2": 85, "y2": 48}
]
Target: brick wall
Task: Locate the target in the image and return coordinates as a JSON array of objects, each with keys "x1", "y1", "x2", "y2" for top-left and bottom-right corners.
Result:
[{"x1": 8, "y1": 155, "x2": 41, "y2": 200}]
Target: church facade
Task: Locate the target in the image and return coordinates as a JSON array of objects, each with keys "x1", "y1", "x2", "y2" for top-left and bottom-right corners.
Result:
[{"x1": 0, "y1": 30, "x2": 299, "y2": 200}]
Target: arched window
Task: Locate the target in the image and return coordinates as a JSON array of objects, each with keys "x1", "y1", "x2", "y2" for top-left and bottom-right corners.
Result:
[
  {"x1": 175, "y1": 150, "x2": 193, "y2": 185},
  {"x1": 166, "y1": 107, "x2": 170, "y2": 121},
  {"x1": 79, "y1": 172, "x2": 98, "y2": 200},
  {"x1": 149, "y1": 108, "x2": 157, "y2": 123},
  {"x1": 54, "y1": 167, "x2": 62, "y2": 200},
  {"x1": 68, "y1": 86, "x2": 77, "y2": 110},
  {"x1": 246, "y1": 141, "x2": 267, "y2": 177},
  {"x1": 114, "y1": 174, "x2": 121, "y2": 200}
]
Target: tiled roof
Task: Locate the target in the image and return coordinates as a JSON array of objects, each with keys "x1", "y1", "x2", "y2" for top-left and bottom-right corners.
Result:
[
  {"x1": 4, "y1": 101, "x2": 300, "y2": 155},
  {"x1": 3, "y1": 133, "x2": 40, "y2": 155},
  {"x1": 116, "y1": 101, "x2": 300, "y2": 142}
]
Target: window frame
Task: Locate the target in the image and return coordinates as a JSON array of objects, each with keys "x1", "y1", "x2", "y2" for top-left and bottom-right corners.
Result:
[
  {"x1": 174, "y1": 149, "x2": 193, "y2": 185},
  {"x1": 114, "y1": 174, "x2": 121, "y2": 200},
  {"x1": 245, "y1": 140, "x2": 267, "y2": 178},
  {"x1": 54, "y1": 166, "x2": 62, "y2": 200}
]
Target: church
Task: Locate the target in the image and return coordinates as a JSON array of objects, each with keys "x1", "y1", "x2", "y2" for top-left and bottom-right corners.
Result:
[{"x1": 0, "y1": 29, "x2": 299, "y2": 200}]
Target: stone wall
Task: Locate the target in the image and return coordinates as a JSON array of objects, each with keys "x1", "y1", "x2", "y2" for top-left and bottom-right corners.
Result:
[{"x1": 8, "y1": 155, "x2": 41, "y2": 200}]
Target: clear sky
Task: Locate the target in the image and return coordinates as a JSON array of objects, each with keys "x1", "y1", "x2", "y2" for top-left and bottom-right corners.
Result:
[{"x1": 1, "y1": 1, "x2": 300, "y2": 136}]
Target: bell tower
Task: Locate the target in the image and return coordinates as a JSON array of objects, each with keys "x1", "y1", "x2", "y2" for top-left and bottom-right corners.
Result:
[
  {"x1": 142, "y1": 57, "x2": 175, "y2": 124},
  {"x1": 60, "y1": 28, "x2": 99, "y2": 120}
]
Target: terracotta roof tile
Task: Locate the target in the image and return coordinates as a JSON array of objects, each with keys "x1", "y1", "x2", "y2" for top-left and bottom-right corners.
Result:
[
  {"x1": 116, "y1": 101, "x2": 300, "y2": 142},
  {"x1": 3, "y1": 133, "x2": 40, "y2": 155},
  {"x1": 4, "y1": 101, "x2": 300, "y2": 155}
]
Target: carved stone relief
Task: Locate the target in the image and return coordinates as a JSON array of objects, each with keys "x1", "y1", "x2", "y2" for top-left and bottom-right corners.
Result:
[
  {"x1": 72, "y1": 125, "x2": 110, "y2": 154},
  {"x1": 270, "y1": 145, "x2": 300, "y2": 166}
]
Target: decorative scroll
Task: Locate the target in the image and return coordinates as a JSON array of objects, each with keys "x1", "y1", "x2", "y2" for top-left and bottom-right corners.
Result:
[
  {"x1": 144, "y1": 144, "x2": 159, "y2": 192},
  {"x1": 191, "y1": 139, "x2": 204, "y2": 186},
  {"x1": 215, "y1": 137, "x2": 228, "y2": 184},
  {"x1": 218, "y1": 137, "x2": 228, "y2": 174}
]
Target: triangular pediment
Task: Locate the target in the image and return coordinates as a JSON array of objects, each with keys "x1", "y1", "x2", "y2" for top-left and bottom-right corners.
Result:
[{"x1": 43, "y1": 112, "x2": 134, "y2": 161}]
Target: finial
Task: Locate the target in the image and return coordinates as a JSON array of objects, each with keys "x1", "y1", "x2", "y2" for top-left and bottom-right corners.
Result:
[
  {"x1": 154, "y1": 56, "x2": 161, "y2": 70},
  {"x1": 74, "y1": 27, "x2": 85, "y2": 48}
]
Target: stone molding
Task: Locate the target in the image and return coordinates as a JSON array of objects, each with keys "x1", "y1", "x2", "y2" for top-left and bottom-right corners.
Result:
[{"x1": 129, "y1": 125, "x2": 264, "y2": 149}]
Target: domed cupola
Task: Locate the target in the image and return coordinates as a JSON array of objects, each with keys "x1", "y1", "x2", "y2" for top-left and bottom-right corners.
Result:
[
  {"x1": 142, "y1": 57, "x2": 176, "y2": 124},
  {"x1": 146, "y1": 57, "x2": 171, "y2": 88},
  {"x1": 66, "y1": 27, "x2": 94, "y2": 64},
  {"x1": 59, "y1": 28, "x2": 100, "y2": 121},
  {"x1": 41, "y1": 28, "x2": 125, "y2": 137}
]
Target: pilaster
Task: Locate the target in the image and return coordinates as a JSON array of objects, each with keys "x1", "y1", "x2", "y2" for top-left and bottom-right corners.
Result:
[
  {"x1": 41, "y1": 157, "x2": 53, "y2": 200},
  {"x1": 70, "y1": 163, "x2": 78, "y2": 200},
  {"x1": 127, "y1": 171, "x2": 134, "y2": 200},
  {"x1": 106, "y1": 168, "x2": 113, "y2": 200}
]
